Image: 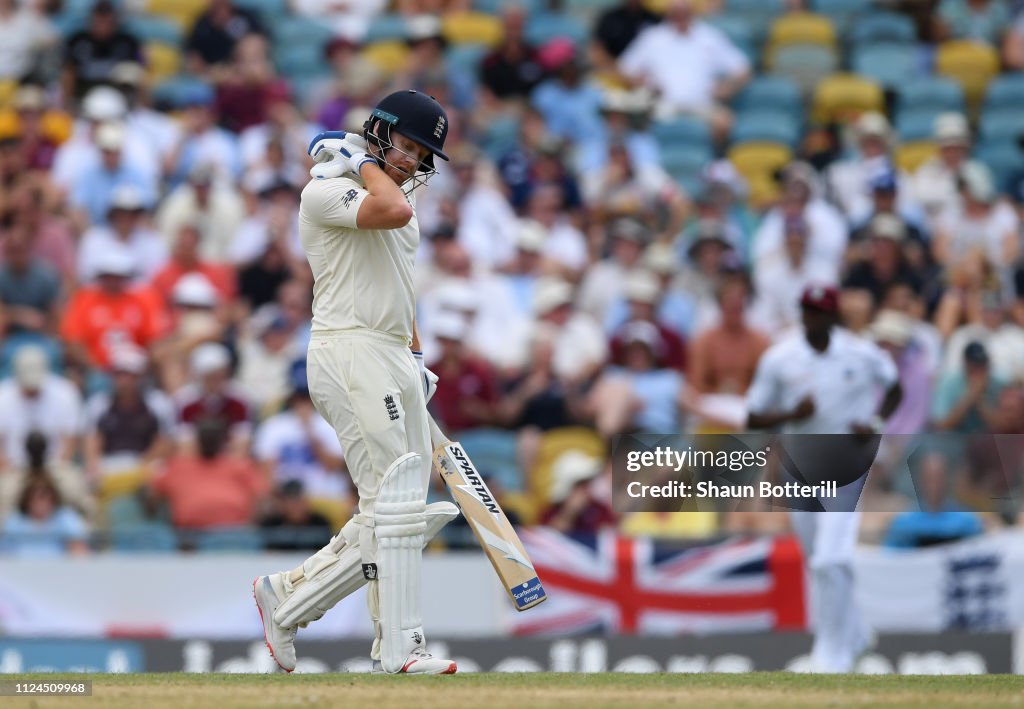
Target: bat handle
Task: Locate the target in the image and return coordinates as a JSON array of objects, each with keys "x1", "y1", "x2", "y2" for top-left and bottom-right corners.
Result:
[{"x1": 427, "y1": 414, "x2": 449, "y2": 449}]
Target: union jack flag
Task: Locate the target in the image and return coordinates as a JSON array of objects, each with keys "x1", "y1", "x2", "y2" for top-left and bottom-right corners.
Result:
[{"x1": 509, "y1": 530, "x2": 806, "y2": 635}]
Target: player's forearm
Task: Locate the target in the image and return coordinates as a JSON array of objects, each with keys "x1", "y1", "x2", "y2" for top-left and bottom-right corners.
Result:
[
  {"x1": 357, "y1": 163, "x2": 413, "y2": 228},
  {"x1": 876, "y1": 382, "x2": 903, "y2": 421}
]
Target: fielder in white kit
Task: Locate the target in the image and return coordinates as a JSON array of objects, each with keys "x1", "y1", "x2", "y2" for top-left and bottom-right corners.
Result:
[
  {"x1": 254, "y1": 90, "x2": 461, "y2": 675},
  {"x1": 746, "y1": 285, "x2": 902, "y2": 673}
]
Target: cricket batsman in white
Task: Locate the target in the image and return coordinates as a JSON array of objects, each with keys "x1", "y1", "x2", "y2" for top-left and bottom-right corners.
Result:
[{"x1": 254, "y1": 90, "x2": 460, "y2": 675}]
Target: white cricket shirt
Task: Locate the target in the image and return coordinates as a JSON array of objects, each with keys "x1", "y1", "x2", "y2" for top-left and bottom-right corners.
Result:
[
  {"x1": 746, "y1": 328, "x2": 898, "y2": 434},
  {"x1": 299, "y1": 175, "x2": 418, "y2": 341}
]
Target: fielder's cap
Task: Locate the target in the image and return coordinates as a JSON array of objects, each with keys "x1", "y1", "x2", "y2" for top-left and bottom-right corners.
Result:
[
  {"x1": 13, "y1": 85, "x2": 46, "y2": 112},
  {"x1": 111, "y1": 61, "x2": 146, "y2": 87},
  {"x1": 964, "y1": 341, "x2": 989, "y2": 365},
  {"x1": 173, "y1": 272, "x2": 219, "y2": 308},
  {"x1": 13, "y1": 345, "x2": 49, "y2": 390},
  {"x1": 432, "y1": 311, "x2": 468, "y2": 341},
  {"x1": 959, "y1": 161, "x2": 995, "y2": 203},
  {"x1": 533, "y1": 278, "x2": 573, "y2": 315},
  {"x1": 855, "y1": 111, "x2": 891, "y2": 139},
  {"x1": 109, "y1": 344, "x2": 148, "y2": 375},
  {"x1": 95, "y1": 121, "x2": 125, "y2": 151},
  {"x1": 643, "y1": 242, "x2": 679, "y2": 275},
  {"x1": 108, "y1": 183, "x2": 146, "y2": 212},
  {"x1": 95, "y1": 244, "x2": 136, "y2": 277},
  {"x1": 623, "y1": 269, "x2": 660, "y2": 305},
  {"x1": 82, "y1": 86, "x2": 127, "y2": 122},
  {"x1": 190, "y1": 342, "x2": 231, "y2": 376},
  {"x1": 609, "y1": 217, "x2": 649, "y2": 244},
  {"x1": 620, "y1": 319, "x2": 662, "y2": 350},
  {"x1": 800, "y1": 284, "x2": 839, "y2": 313},
  {"x1": 0, "y1": 110, "x2": 23, "y2": 142},
  {"x1": 934, "y1": 112, "x2": 970, "y2": 146},
  {"x1": 550, "y1": 451, "x2": 602, "y2": 504},
  {"x1": 516, "y1": 219, "x2": 547, "y2": 253},
  {"x1": 869, "y1": 309, "x2": 914, "y2": 347},
  {"x1": 870, "y1": 213, "x2": 907, "y2": 242}
]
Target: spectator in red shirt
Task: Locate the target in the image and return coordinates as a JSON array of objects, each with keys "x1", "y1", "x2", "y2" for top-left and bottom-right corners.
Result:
[
  {"x1": 150, "y1": 418, "x2": 268, "y2": 530},
  {"x1": 609, "y1": 270, "x2": 687, "y2": 371},
  {"x1": 176, "y1": 342, "x2": 251, "y2": 453},
  {"x1": 428, "y1": 313, "x2": 501, "y2": 434},
  {"x1": 540, "y1": 451, "x2": 614, "y2": 535}
]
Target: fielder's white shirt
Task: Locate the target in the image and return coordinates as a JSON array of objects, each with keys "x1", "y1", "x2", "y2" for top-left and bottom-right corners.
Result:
[
  {"x1": 299, "y1": 175, "x2": 418, "y2": 340},
  {"x1": 746, "y1": 328, "x2": 898, "y2": 434}
]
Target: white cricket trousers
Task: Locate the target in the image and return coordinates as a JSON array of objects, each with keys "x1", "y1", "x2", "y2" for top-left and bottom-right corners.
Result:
[
  {"x1": 306, "y1": 329, "x2": 432, "y2": 526},
  {"x1": 790, "y1": 511, "x2": 871, "y2": 673}
]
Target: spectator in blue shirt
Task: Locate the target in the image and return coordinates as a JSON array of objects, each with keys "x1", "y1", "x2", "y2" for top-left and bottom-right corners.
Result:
[
  {"x1": 2, "y1": 473, "x2": 89, "y2": 557},
  {"x1": 70, "y1": 121, "x2": 155, "y2": 227},
  {"x1": 884, "y1": 451, "x2": 984, "y2": 548}
]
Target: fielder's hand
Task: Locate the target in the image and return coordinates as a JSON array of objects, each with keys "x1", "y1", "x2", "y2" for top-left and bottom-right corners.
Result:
[{"x1": 413, "y1": 351, "x2": 439, "y2": 403}]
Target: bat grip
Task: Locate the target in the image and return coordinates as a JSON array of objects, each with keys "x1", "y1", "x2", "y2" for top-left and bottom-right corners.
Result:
[{"x1": 427, "y1": 414, "x2": 449, "y2": 449}]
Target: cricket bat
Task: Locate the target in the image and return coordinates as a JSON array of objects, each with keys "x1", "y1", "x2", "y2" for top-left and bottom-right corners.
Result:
[{"x1": 428, "y1": 416, "x2": 547, "y2": 611}]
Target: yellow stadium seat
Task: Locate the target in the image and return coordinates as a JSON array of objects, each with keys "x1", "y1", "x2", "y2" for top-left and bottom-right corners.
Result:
[
  {"x1": 530, "y1": 427, "x2": 605, "y2": 506},
  {"x1": 895, "y1": 140, "x2": 938, "y2": 173},
  {"x1": 621, "y1": 511, "x2": 719, "y2": 539},
  {"x1": 40, "y1": 110, "x2": 74, "y2": 145},
  {"x1": 769, "y1": 12, "x2": 837, "y2": 50},
  {"x1": 309, "y1": 497, "x2": 352, "y2": 532},
  {"x1": 442, "y1": 12, "x2": 503, "y2": 47},
  {"x1": 361, "y1": 41, "x2": 411, "y2": 76},
  {"x1": 98, "y1": 468, "x2": 148, "y2": 502},
  {"x1": 935, "y1": 40, "x2": 1000, "y2": 107},
  {"x1": 145, "y1": 42, "x2": 181, "y2": 82},
  {"x1": 728, "y1": 141, "x2": 792, "y2": 208},
  {"x1": 146, "y1": 0, "x2": 207, "y2": 29},
  {"x1": 811, "y1": 73, "x2": 884, "y2": 125},
  {"x1": 0, "y1": 80, "x2": 16, "y2": 108}
]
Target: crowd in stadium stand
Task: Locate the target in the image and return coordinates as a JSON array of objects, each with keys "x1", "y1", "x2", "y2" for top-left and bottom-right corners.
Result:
[{"x1": 0, "y1": 0, "x2": 1021, "y2": 555}]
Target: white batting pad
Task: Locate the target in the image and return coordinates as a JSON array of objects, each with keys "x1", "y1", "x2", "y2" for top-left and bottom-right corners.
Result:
[
  {"x1": 375, "y1": 453, "x2": 428, "y2": 673},
  {"x1": 273, "y1": 502, "x2": 458, "y2": 629}
]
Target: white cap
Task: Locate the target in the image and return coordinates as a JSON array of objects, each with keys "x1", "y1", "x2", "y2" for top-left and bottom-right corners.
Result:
[
  {"x1": 436, "y1": 282, "x2": 478, "y2": 314},
  {"x1": 550, "y1": 451, "x2": 602, "y2": 504},
  {"x1": 110, "y1": 344, "x2": 148, "y2": 374},
  {"x1": 643, "y1": 243, "x2": 678, "y2": 275},
  {"x1": 869, "y1": 309, "x2": 914, "y2": 347},
  {"x1": 960, "y1": 161, "x2": 995, "y2": 203},
  {"x1": 620, "y1": 319, "x2": 662, "y2": 350},
  {"x1": 432, "y1": 312, "x2": 468, "y2": 341},
  {"x1": 407, "y1": 14, "x2": 443, "y2": 41},
  {"x1": 95, "y1": 243, "x2": 136, "y2": 277},
  {"x1": 190, "y1": 342, "x2": 231, "y2": 376},
  {"x1": 95, "y1": 121, "x2": 125, "y2": 151},
  {"x1": 109, "y1": 183, "x2": 146, "y2": 211},
  {"x1": 516, "y1": 219, "x2": 547, "y2": 253},
  {"x1": 934, "y1": 112, "x2": 970, "y2": 146},
  {"x1": 83, "y1": 86, "x2": 127, "y2": 122},
  {"x1": 533, "y1": 278, "x2": 573, "y2": 315},
  {"x1": 623, "y1": 269, "x2": 660, "y2": 305},
  {"x1": 870, "y1": 213, "x2": 907, "y2": 242},
  {"x1": 173, "y1": 272, "x2": 219, "y2": 308},
  {"x1": 856, "y1": 111, "x2": 891, "y2": 138},
  {"x1": 13, "y1": 345, "x2": 49, "y2": 390}
]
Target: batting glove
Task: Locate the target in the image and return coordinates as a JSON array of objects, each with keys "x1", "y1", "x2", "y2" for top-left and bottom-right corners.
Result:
[
  {"x1": 413, "y1": 351, "x2": 439, "y2": 403},
  {"x1": 308, "y1": 132, "x2": 376, "y2": 179}
]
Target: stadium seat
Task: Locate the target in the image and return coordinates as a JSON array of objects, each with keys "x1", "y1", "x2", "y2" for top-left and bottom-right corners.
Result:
[
  {"x1": 525, "y1": 12, "x2": 588, "y2": 46},
  {"x1": 979, "y1": 110, "x2": 1023, "y2": 143},
  {"x1": 152, "y1": 76, "x2": 212, "y2": 110},
  {"x1": 473, "y1": 0, "x2": 542, "y2": 13},
  {"x1": 360, "y1": 41, "x2": 411, "y2": 76},
  {"x1": 195, "y1": 527, "x2": 265, "y2": 553},
  {"x1": 813, "y1": 0, "x2": 870, "y2": 32},
  {"x1": 125, "y1": 15, "x2": 182, "y2": 45},
  {"x1": 482, "y1": 114, "x2": 520, "y2": 159},
  {"x1": 275, "y1": 44, "x2": 332, "y2": 79},
  {"x1": 894, "y1": 140, "x2": 937, "y2": 173},
  {"x1": 661, "y1": 144, "x2": 714, "y2": 182},
  {"x1": 232, "y1": 0, "x2": 289, "y2": 21},
  {"x1": 51, "y1": 10, "x2": 87, "y2": 36},
  {"x1": 0, "y1": 81, "x2": 15, "y2": 108},
  {"x1": 144, "y1": 42, "x2": 181, "y2": 83},
  {"x1": 459, "y1": 428, "x2": 523, "y2": 492},
  {"x1": 935, "y1": 40, "x2": 1000, "y2": 106},
  {"x1": 768, "y1": 12, "x2": 837, "y2": 51},
  {"x1": 897, "y1": 78, "x2": 965, "y2": 115},
  {"x1": 40, "y1": 111, "x2": 74, "y2": 145},
  {"x1": 767, "y1": 44, "x2": 838, "y2": 94},
  {"x1": 851, "y1": 43, "x2": 922, "y2": 90},
  {"x1": 442, "y1": 12, "x2": 504, "y2": 47},
  {"x1": 105, "y1": 494, "x2": 147, "y2": 529},
  {"x1": 530, "y1": 427, "x2": 605, "y2": 506},
  {"x1": 731, "y1": 108, "x2": 801, "y2": 148},
  {"x1": 365, "y1": 14, "x2": 409, "y2": 43},
  {"x1": 725, "y1": 0, "x2": 784, "y2": 48},
  {"x1": 271, "y1": 16, "x2": 334, "y2": 48},
  {"x1": 309, "y1": 497, "x2": 352, "y2": 532},
  {"x1": 727, "y1": 141, "x2": 792, "y2": 206},
  {"x1": 974, "y1": 140, "x2": 1024, "y2": 192},
  {"x1": 145, "y1": 0, "x2": 207, "y2": 29},
  {"x1": 651, "y1": 116, "x2": 711, "y2": 148},
  {"x1": 110, "y1": 523, "x2": 178, "y2": 553},
  {"x1": 811, "y1": 73, "x2": 884, "y2": 124},
  {"x1": 705, "y1": 15, "x2": 757, "y2": 63},
  {"x1": 734, "y1": 75, "x2": 803, "y2": 117},
  {"x1": 983, "y1": 73, "x2": 1024, "y2": 110},
  {"x1": 896, "y1": 108, "x2": 944, "y2": 142},
  {"x1": 849, "y1": 12, "x2": 917, "y2": 46},
  {"x1": 446, "y1": 43, "x2": 489, "y2": 75}
]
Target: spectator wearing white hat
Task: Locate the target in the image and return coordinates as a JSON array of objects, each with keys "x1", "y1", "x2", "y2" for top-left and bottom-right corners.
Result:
[
  {"x1": 150, "y1": 221, "x2": 237, "y2": 314},
  {"x1": 151, "y1": 272, "x2": 226, "y2": 394},
  {"x1": 77, "y1": 183, "x2": 167, "y2": 284},
  {"x1": 426, "y1": 312, "x2": 501, "y2": 435},
  {"x1": 534, "y1": 278, "x2": 608, "y2": 383},
  {"x1": 175, "y1": 342, "x2": 252, "y2": 455},
  {"x1": 578, "y1": 217, "x2": 649, "y2": 323},
  {"x1": 540, "y1": 451, "x2": 614, "y2": 535},
  {"x1": 82, "y1": 345, "x2": 174, "y2": 483},
  {"x1": 0, "y1": 345, "x2": 81, "y2": 469},
  {"x1": 868, "y1": 310, "x2": 935, "y2": 435},
  {"x1": 68, "y1": 121, "x2": 158, "y2": 228},
  {"x1": 609, "y1": 270, "x2": 687, "y2": 371},
  {"x1": 156, "y1": 162, "x2": 246, "y2": 264},
  {"x1": 910, "y1": 112, "x2": 988, "y2": 221}
]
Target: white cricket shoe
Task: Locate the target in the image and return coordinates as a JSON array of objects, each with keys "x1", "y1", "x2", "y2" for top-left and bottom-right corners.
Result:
[
  {"x1": 372, "y1": 647, "x2": 457, "y2": 675},
  {"x1": 253, "y1": 575, "x2": 297, "y2": 672}
]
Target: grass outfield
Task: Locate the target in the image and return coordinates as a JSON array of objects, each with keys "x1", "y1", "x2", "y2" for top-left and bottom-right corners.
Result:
[{"x1": 6, "y1": 673, "x2": 1024, "y2": 709}]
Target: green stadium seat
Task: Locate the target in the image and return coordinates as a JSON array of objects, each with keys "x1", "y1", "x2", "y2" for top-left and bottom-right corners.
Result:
[
  {"x1": 732, "y1": 109, "x2": 800, "y2": 148},
  {"x1": 896, "y1": 108, "x2": 944, "y2": 142},
  {"x1": 705, "y1": 15, "x2": 758, "y2": 64},
  {"x1": 110, "y1": 523, "x2": 178, "y2": 553},
  {"x1": 979, "y1": 110, "x2": 1023, "y2": 143},
  {"x1": 851, "y1": 43, "x2": 922, "y2": 90},
  {"x1": 446, "y1": 43, "x2": 489, "y2": 74},
  {"x1": 459, "y1": 428, "x2": 523, "y2": 492},
  {"x1": 734, "y1": 76, "x2": 803, "y2": 118},
  {"x1": 124, "y1": 15, "x2": 182, "y2": 45},
  {"x1": 52, "y1": 10, "x2": 87, "y2": 36},
  {"x1": 849, "y1": 12, "x2": 917, "y2": 46},
  {"x1": 983, "y1": 73, "x2": 1024, "y2": 110},
  {"x1": 366, "y1": 14, "x2": 409, "y2": 43},
  {"x1": 813, "y1": 0, "x2": 870, "y2": 32},
  {"x1": 661, "y1": 143, "x2": 714, "y2": 181},
  {"x1": 651, "y1": 116, "x2": 711, "y2": 148},
  {"x1": 974, "y1": 140, "x2": 1024, "y2": 193},
  {"x1": 897, "y1": 78, "x2": 965, "y2": 115},
  {"x1": 151, "y1": 76, "x2": 212, "y2": 110},
  {"x1": 525, "y1": 13, "x2": 589, "y2": 46},
  {"x1": 482, "y1": 114, "x2": 520, "y2": 159},
  {"x1": 195, "y1": 527, "x2": 265, "y2": 553},
  {"x1": 272, "y1": 16, "x2": 334, "y2": 48},
  {"x1": 768, "y1": 44, "x2": 838, "y2": 94},
  {"x1": 473, "y1": 0, "x2": 542, "y2": 14},
  {"x1": 232, "y1": 0, "x2": 289, "y2": 21},
  {"x1": 275, "y1": 44, "x2": 332, "y2": 78}
]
